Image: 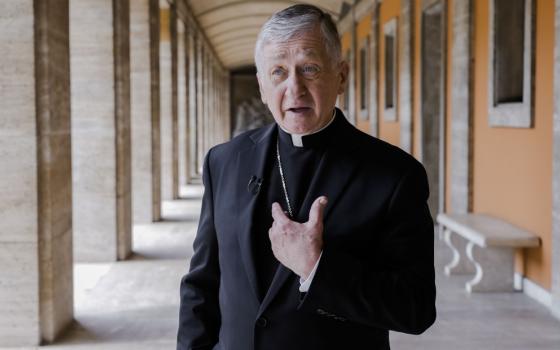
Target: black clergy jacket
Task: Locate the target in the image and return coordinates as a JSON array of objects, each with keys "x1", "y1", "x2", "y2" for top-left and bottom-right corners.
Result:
[{"x1": 177, "y1": 108, "x2": 436, "y2": 350}]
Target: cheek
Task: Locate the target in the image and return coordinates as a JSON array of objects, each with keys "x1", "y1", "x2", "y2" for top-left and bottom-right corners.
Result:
[
  {"x1": 309, "y1": 86, "x2": 328, "y2": 106},
  {"x1": 269, "y1": 86, "x2": 286, "y2": 109},
  {"x1": 316, "y1": 83, "x2": 338, "y2": 104}
]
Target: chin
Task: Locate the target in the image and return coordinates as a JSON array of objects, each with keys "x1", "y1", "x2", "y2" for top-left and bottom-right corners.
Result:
[
  {"x1": 284, "y1": 122, "x2": 315, "y2": 134},
  {"x1": 282, "y1": 117, "x2": 318, "y2": 134}
]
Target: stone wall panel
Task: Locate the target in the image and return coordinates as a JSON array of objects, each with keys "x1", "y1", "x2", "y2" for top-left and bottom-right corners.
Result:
[
  {"x1": 71, "y1": 0, "x2": 132, "y2": 261},
  {"x1": 0, "y1": 1, "x2": 39, "y2": 346},
  {"x1": 399, "y1": 0, "x2": 413, "y2": 152},
  {"x1": 450, "y1": 0, "x2": 473, "y2": 213},
  {"x1": 131, "y1": 0, "x2": 154, "y2": 223}
]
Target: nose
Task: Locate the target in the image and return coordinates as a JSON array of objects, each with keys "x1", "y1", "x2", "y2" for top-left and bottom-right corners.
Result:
[{"x1": 285, "y1": 70, "x2": 307, "y2": 98}]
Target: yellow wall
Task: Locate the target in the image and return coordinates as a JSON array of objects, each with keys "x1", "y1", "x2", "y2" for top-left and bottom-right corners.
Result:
[
  {"x1": 347, "y1": 0, "x2": 553, "y2": 290},
  {"x1": 356, "y1": 14, "x2": 373, "y2": 133},
  {"x1": 471, "y1": 0, "x2": 554, "y2": 289},
  {"x1": 378, "y1": 0, "x2": 401, "y2": 146}
]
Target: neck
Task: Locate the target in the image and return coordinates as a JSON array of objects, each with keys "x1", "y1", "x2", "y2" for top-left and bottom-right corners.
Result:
[{"x1": 277, "y1": 109, "x2": 338, "y2": 148}]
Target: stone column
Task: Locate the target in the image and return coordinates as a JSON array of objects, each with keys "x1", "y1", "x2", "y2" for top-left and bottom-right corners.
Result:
[
  {"x1": 114, "y1": 0, "x2": 132, "y2": 258},
  {"x1": 202, "y1": 49, "x2": 209, "y2": 157},
  {"x1": 184, "y1": 26, "x2": 193, "y2": 183},
  {"x1": 0, "y1": 0, "x2": 72, "y2": 345},
  {"x1": 552, "y1": 0, "x2": 560, "y2": 320},
  {"x1": 178, "y1": 20, "x2": 188, "y2": 188},
  {"x1": 71, "y1": 0, "x2": 132, "y2": 261},
  {"x1": 131, "y1": 0, "x2": 154, "y2": 223},
  {"x1": 188, "y1": 29, "x2": 199, "y2": 181},
  {"x1": 449, "y1": 0, "x2": 473, "y2": 213},
  {"x1": 208, "y1": 60, "x2": 213, "y2": 147},
  {"x1": 160, "y1": 5, "x2": 173, "y2": 201},
  {"x1": 170, "y1": 2, "x2": 179, "y2": 199},
  {"x1": 205, "y1": 52, "x2": 212, "y2": 151},
  {"x1": 399, "y1": 0, "x2": 414, "y2": 153},
  {"x1": 196, "y1": 39, "x2": 205, "y2": 172},
  {"x1": 149, "y1": 0, "x2": 162, "y2": 221},
  {"x1": 369, "y1": 1, "x2": 380, "y2": 137}
]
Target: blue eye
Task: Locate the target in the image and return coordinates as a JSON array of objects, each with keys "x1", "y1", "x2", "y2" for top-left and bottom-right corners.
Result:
[{"x1": 271, "y1": 68, "x2": 284, "y2": 76}]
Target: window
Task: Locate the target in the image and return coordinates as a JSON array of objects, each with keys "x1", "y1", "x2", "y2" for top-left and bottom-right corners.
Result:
[
  {"x1": 488, "y1": 0, "x2": 533, "y2": 127},
  {"x1": 384, "y1": 18, "x2": 397, "y2": 121},
  {"x1": 494, "y1": 0, "x2": 524, "y2": 104}
]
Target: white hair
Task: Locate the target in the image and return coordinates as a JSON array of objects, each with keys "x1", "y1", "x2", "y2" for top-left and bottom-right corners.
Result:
[{"x1": 254, "y1": 4, "x2": 342, "y2": 73}]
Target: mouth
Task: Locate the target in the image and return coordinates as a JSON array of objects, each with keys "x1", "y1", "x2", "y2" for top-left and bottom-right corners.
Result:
[{"x1": 286, "y1": 107, "x2": 312, "y2": 114}]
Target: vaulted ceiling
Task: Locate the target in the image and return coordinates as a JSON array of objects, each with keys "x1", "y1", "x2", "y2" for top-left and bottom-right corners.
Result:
[{"x1": 186, "y1": 0, "x2": 348, "y2": 69}]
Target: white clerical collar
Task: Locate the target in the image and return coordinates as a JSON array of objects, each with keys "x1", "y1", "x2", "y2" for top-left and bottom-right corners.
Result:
[{"x1": 278, "y1": 109, "x2": 337, "y2": 147}]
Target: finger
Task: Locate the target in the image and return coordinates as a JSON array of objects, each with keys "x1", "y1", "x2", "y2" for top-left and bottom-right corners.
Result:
[
  {"x1": 271, "y1": 202, "x2": 290, "y2": 224},
  {"x1": 308, "y1": 196, "x2": 328, "y2": 225}
]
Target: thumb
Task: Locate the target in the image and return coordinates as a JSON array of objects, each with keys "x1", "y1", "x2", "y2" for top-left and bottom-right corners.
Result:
[
  {"x1": 271, "y1": 202, "x2": 289, "y2": 223},
  {"x1": 308, "y1": 196, "x2": 328, "y2": 225}
]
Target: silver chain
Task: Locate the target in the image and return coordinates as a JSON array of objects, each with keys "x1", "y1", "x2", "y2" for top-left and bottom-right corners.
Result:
[{"x1": 276, "y1": 138, "x2": 294, "y2": 218}]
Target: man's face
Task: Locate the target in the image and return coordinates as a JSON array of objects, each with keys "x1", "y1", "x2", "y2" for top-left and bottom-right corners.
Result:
[{"x1": 256, "y1": 29, "x2": 348, "y2": 134}]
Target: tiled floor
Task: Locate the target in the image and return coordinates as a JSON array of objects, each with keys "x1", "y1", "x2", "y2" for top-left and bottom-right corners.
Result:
[{"x1": 17, "y1": 185, "x2": 560, "y2": 349}]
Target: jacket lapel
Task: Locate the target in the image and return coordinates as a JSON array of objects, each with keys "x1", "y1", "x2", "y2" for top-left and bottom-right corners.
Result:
[
  {"x1": 235, "y1": 124, "x2": 276, "y2": 303},
  {"x1": 297, "y1": 143, "x2": 360, "y2": 223},
  {"x1": 258, "y1": 113, "x2": 361, "y2": 315},
  {"x1": 298, "y1": 112, "x2": 361, "y2": 224}
]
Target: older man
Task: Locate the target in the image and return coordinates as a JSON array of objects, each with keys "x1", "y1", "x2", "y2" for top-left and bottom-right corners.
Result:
[{"x1": 177, "y1": 4, "x2": 436, "y2": 350}]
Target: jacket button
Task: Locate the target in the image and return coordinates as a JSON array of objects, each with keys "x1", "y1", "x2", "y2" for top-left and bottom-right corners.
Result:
[{"x1": 256, "y1": 317, "x2": 268, "y2": 327}]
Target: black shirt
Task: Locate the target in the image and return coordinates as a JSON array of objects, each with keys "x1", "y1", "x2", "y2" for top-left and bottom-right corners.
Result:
[{"x1": 252, "y1": 112, "x2": 340, "y2": 300}]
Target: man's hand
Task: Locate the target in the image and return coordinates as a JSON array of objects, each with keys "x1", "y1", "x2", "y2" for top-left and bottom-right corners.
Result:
[{"x1": 269, "y1": 196, "x2": 328, "y2": 279}]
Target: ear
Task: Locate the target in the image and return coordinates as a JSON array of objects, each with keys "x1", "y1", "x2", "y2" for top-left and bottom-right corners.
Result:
[
  {"x1": 256, "y1": 72, "x2": 267, "y2": 105},
  {"x1": 336, "y1": 61, "x2": 349, "y2": 95}
]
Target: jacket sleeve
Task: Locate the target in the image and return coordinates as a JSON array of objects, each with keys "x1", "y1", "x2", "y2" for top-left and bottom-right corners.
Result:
[
  {"x1": 177, "y1": 150, "x2": 221, "y2": 350},
  {"x1": 298, "y1": 160, "x2": 436, "y2": 334}
]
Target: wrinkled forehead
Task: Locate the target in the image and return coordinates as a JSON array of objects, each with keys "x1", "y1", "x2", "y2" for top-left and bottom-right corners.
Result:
[
  {"x1": 261, "y1": 35, "x2": 328, "y2": 63},
  {"x1": 265, "y1": 46, "x2": 321, "y2": 61}
]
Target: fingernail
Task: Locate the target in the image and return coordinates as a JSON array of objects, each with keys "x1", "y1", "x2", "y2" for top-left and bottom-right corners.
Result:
[{"x1": 320, "y1": 197, "x2": 327, "y2": 205}]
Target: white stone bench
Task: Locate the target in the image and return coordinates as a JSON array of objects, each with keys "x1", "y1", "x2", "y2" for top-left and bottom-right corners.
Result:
[{"x1": 437, "y1": 213, "x2": 541, "y2": 293}]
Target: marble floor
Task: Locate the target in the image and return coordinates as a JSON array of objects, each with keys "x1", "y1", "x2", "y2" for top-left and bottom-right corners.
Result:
[{"x1": 12, "y1": 184, "x2": 560, "y2": 349}]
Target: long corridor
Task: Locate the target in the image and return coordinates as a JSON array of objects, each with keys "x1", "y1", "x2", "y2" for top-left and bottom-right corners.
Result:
[
  {"x1": 3, "y1": 0, "x2": 560, "y2": 347},
  {"x1": 10, "y1": 185, "x2": 558, "y2": 350}
]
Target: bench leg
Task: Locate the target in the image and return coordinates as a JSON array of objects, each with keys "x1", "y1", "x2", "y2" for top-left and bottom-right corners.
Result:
[
  {"x1": 443, "y1": 228, "x2": 475, "y2": 275},
  {"x1": 437, "y1": 224, "x2": 445, "y2": 240},
  {"x1": 465, "y1": 242, "x2": 514, "y2": 292}
]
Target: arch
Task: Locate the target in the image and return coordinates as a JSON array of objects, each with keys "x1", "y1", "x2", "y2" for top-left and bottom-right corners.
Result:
[
  {"x1": 191, "y1": 0, "x2": 340, "y2": 18},
  {"x1": 186, "y1": 0, "x2": 346, "y2": 69}
]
